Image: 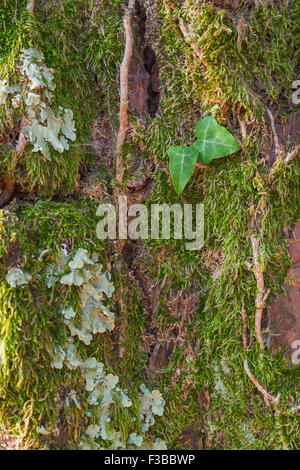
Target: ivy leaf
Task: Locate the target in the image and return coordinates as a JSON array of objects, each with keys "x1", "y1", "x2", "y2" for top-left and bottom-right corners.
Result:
[
  {"x1": 167, "y1": 146, "x2": 198, "y2": 194},
  {"x1": 193, "y1": 116, "x2": 240, "y2": 165}
]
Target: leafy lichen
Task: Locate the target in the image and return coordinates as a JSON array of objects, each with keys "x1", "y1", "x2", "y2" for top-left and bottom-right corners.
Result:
[{"x1": 0, "y1": 200, "x2": 166, "y2": 449}]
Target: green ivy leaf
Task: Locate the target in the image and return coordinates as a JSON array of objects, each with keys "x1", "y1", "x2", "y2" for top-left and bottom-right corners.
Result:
[
  {"x1": 167, "y1": 146, "x2": 198, "y2": 194},
  {"x1": 193, "y1": 116, "x2": 240, "y2": 165}
]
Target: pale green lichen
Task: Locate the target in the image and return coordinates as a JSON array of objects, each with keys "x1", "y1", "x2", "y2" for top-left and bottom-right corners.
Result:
[
  {"x1": 0, "y1": 48, "x2": 76, "y2": 161},
  {"x1": 67, "y1": 248, "x2": 94, "y2": 270},
  {"x1": 129, "y1": 433, "x2": 143, "y2": 447}
]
